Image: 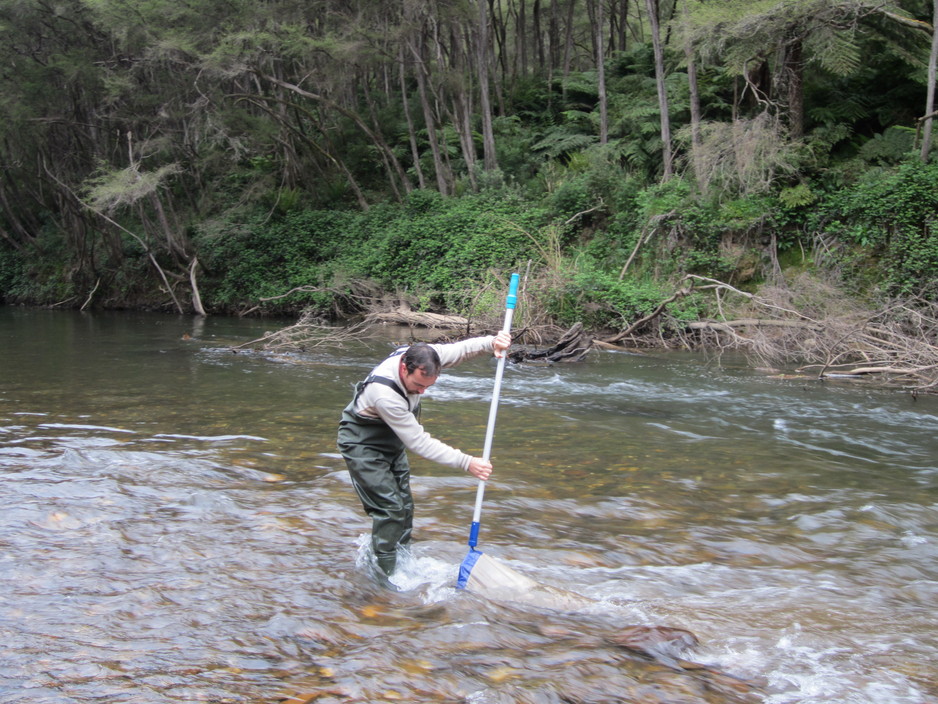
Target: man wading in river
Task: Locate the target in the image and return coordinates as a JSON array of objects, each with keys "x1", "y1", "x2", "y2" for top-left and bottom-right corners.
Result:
[{"x1": 338, "y1": 333, "x2": 512, "y2": 579}]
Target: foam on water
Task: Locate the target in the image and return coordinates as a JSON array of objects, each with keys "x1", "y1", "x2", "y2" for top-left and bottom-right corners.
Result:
[{"x1": 354, "y1": 534, "x2": 462, "y2": 601}]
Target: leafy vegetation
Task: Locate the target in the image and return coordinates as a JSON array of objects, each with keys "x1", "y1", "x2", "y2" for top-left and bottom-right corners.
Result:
[
  {"x1": 192, "y1": 192, "x2": 550, "y2": 315},
  {"x1": 1, "y1": 0, "x2": 937, "y2": 335},
  {"x1": 815, "y1": 160, "x2": 938, "y2": 296}
]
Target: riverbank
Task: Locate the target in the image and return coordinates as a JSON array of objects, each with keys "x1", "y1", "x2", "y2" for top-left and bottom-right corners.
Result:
[
  {"x1": 5, "y1": 251, "x2": 936, "y2": 395},
  {"x1": 233, "y1": 270, "x2": 937, "y2": 396}
]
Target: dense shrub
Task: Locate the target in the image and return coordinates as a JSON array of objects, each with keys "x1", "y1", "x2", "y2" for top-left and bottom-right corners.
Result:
[
  {"x1": 0, "y1": 243, "x2": 27, "y2": 303},
  {"x1": 816, "y1": 159, "x2": 938, "y2": 298},
  {"x1": 193, "y1": 190, "x2": 550, "y2": 313},
  {"x1": 193, "y1": 209, "x2": 368, "y2": 311},
  {"x1": 541, "y1": 258, "x2": 666, "y2": 330},
  {"x1": 357, "y1": 191, "x2": 547, "y2": 302}
]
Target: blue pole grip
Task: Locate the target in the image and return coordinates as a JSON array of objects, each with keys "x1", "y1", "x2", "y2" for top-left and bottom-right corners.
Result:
[
  {"x1": 468, "y1": 521, "x2": 481, "y2": 548},
  {"x1": 505, "y1": 273, "x2": 519, "y2": 310}
]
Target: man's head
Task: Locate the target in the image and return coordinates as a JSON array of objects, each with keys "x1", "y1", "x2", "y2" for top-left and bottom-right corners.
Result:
[{"x1": 399, "y1": 343, "x2": 441, "y2": 395}]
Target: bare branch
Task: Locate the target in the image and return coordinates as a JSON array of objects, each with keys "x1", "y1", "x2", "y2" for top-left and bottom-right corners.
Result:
[
  {"x1": 232, "y1": 312, "x2": 371, "y2": 352},
  {"x1": 603, "y1": 272, "x2": 938, "y2": 393}
]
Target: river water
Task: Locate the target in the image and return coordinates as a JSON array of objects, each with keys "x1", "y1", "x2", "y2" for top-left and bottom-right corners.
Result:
[{"x1": 0, "y1": 307, "x2": 935, "y2": 704}]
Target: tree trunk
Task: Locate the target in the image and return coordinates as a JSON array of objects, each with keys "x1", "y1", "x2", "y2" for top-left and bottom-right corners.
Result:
[
  {"x1": 687, "y1": 319, "x2": 822, "y2": 332},
  {"x1": 490, "y1": 0, "x2": 510, "y2": 91},
  {"x1": 233, "y1": 92, "x2": 371, "y2": 210},
  {"x1": 645, "y1": 0, "x2": 673, "y2": 178},
  {"x1": 452, "y1": 92, "x2": 479, "y2": 191},
  {"x1": 0, "y1": 175, "x2": 41, "y2": 247},
  {"x1": 363, "y1": 87, "x2": 408, "y2": 200},
  {"x1": 548, "y1": 0, "x2": 561, "y2": 69},
  {"x1": 596, "y1": 0, "x2": 608, "y2": 145},
  {"x1": 399, "y1": 49, "x2": 427, "y2": 189},
  {"x1": 615, "y1": 0, "x2": 630, "y2": 50},
  {"x1": 782, "y1": 39, "x2": 805, "y2": 139},
  {"x1": 683, "y1": 0, "x2": 704, "y2": 189},
  {"x1": 262, "y1": 74, "x2": 403, "y2": 197},
  {"x1": 408, "y1": 31, "x2": 452, "y2": 195},
  {"x1": 261, "y1": 74, "x2": 410, "y2": 199},
  {"x1": 189, "y1": 257, "x2": 207, "y2": 316},
  {"x1": 517, "y1": 0, "x2": 528, "y2": 79},
  {"x1": 562, "y1": 0, "x2": 577, "y2": 101},
  {"x1": 366, "y1": 310, "x2": 469, "y2": 328},
  {"x1": 921, "y1": 0, "x2": 938, "y2": 162},
  {"x1": 149, "y1": 192, "x2": 186, "y2": 264},
  {"x1": 477, "y1": 0, "x2": 499, "y2": 171},
  {"x1": 533, "y1": 0, "x2": 545, "y2": 70}
]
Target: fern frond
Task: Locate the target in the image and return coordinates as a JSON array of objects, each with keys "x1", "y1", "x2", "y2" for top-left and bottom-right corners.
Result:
[
  {"x1": 858, "y1": 126, "x2": 916, "y2": 163},
  {"x1": 807, "y1": 25, "x2": 861, "y2": 76},
  {"x1": 532, "y1": 128, "x2": 598, "y2": 159}
]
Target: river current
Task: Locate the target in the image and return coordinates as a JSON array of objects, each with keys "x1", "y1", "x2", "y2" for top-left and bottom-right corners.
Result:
[{"x1": 0, "y1": 307, "x2": 935, "y2": 703}]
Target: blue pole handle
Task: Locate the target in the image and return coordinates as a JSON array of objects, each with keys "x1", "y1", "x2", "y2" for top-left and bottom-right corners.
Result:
[
  {"x1": 468, "y1": 521, "x2": 481, "y2": 548},
  {"x1": 506, "y1": 273, "x2": 519, "y2": 310}
]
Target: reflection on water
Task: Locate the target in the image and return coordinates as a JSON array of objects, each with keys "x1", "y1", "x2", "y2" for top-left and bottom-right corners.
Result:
[{"x1": 1, "y1": 307, "x2": 936, "y2": 703}]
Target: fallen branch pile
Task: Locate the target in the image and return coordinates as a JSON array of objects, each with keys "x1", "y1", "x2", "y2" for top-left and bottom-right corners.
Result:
[
  {"x1": 231, "y1": 311, "x2": 371, "y2": 352},
  {"x1": 601, "y1": 273, "x2": 938, "y2": 393},
  {"x1": 509, "y1": 322, "x2": 593, "y2": 363},
  {"x1": 233, "y1": 274, "x2": 938, "y2": 393},
  {"x1": 796, "y1": 300, "x2": 938, "y2": 392}
]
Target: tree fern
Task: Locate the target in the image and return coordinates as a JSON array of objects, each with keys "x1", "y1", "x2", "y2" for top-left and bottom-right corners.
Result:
[
  {"x1": 806, "y1": 25, "x2": 862, "y2": 76},
  {"x1": 532, "y1": 128, "x2": 598, "y2": 160},
  {"x1": 858, "y1": 126, "x2": 917, "y2": 164}
]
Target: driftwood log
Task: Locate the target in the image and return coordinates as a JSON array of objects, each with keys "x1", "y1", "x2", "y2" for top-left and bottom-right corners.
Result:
[
  {"x1": 365, "y1": 309, "x2": 469, "y2": 329},
  {"x1": 510, "y1": 322, "x2": 593, "y2": 363},
  {"x1": 686, "y1": 318, "x2": 823, "y2": 333}
]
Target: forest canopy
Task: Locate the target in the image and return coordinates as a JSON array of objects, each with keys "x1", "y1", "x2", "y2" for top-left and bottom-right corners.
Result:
[{"x1": 2, "y1": 0, "x2": 938, "y2": 389}]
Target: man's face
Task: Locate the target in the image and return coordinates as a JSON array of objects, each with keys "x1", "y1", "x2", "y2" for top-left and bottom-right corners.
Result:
[{"x1": 399, "y1": 361, "x2": 438, "y2": 395}]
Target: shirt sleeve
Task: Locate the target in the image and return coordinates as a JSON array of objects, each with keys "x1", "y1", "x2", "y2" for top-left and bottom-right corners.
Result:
[
  {"x1": 433, "y1": 335, "x2": 495, "y2": 368},
  {"x1": 372, "y1": 393, "x2": 473, "y2": 471}
]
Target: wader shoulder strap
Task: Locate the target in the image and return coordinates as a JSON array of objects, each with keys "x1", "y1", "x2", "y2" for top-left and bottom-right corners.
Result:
[
  {"x1": 359, "y1": 346, "x2": 409, "y2": 400},
  {"x1": 350, "y1": 345, "x2": 410, "y2": 405},
  {"x1": 363, "y1": 374, "x2": 407, "y2": 400}
]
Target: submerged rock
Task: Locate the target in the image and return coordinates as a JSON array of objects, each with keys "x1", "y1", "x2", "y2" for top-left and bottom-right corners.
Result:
[{"x1": 609, "y1": 624, "x2": 699, "y2": 660}]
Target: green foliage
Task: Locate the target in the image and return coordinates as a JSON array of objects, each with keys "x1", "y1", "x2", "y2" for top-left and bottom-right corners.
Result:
[
  {"x1": 194, "y1": 209, "x2": 366, "y2": 310},
  {"x1": 636, "y1": 177, "x2": 693, "y2": 219},
  {"x1": 0, "y1": 0, "x2": 933, "y2": 320},
  {"x1": 778, "y1": 183, "x2": 816, "y2": 209},
  {"x1": 532, "y1": 129, "x2": 598, "y2": 160},
  {"x1": 193, "y1": 191, "x2": 550, "y2": 313},
  {"x1": 804, "y1": 23, "x2": 862, "y2": 76},
  {"x1": 542, "y1": 259, "x2": 666, "y2": 329},
  {"x1": 84, "y1": 163, "x2": 182, "y2": 212},
  {"x1": 685, "y1": 0, "x2": 884, "y2": 77},
  {"x1": 559, "y1": 69, "x2": 600, "y2": 108},
  {"x1": 366, "y1": 191, "x2": 549, "y2": 306},
  {"x1": 544, "y1": 172, "x2": 594, "y2": 219},
  {"x1": 0, "y1": 243, "x2": 26, "y2": 302},
  {"x1": 857, "y1": 126, "x2": 916, "y2": 165},
  {"x1": 817, "y1": 159, "x2": 938, "y2": 297},
  {"x1": 630, "y1": 182, "x2": 779, "y2": 283},
  {"x1": 0, "y1": 226, "x2": 79, "y2": 304},
  {"x1": 580, "y1": 211, "x2": 640, "y2": 265},
  {"x1": 604, "y1": 73, "x2": 669, "y2": 178},
  {"x1": 491, "y1": 115, "x2": 542, "y2": 183}
]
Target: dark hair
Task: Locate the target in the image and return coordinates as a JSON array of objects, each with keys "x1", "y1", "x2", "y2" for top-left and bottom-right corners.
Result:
[{"x1": 401, "y1": 343, "x2": 441, "y2": 376}]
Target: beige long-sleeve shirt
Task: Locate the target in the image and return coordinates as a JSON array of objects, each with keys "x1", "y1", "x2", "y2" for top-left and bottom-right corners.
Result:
[{"x1": 351, "y1": 336, "x2": 497, "y2": 470}]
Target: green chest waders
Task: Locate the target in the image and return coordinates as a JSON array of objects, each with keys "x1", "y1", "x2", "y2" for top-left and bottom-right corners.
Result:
[{"x1": 338, "y1": 362, "x2": 420, "y2": 576}]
